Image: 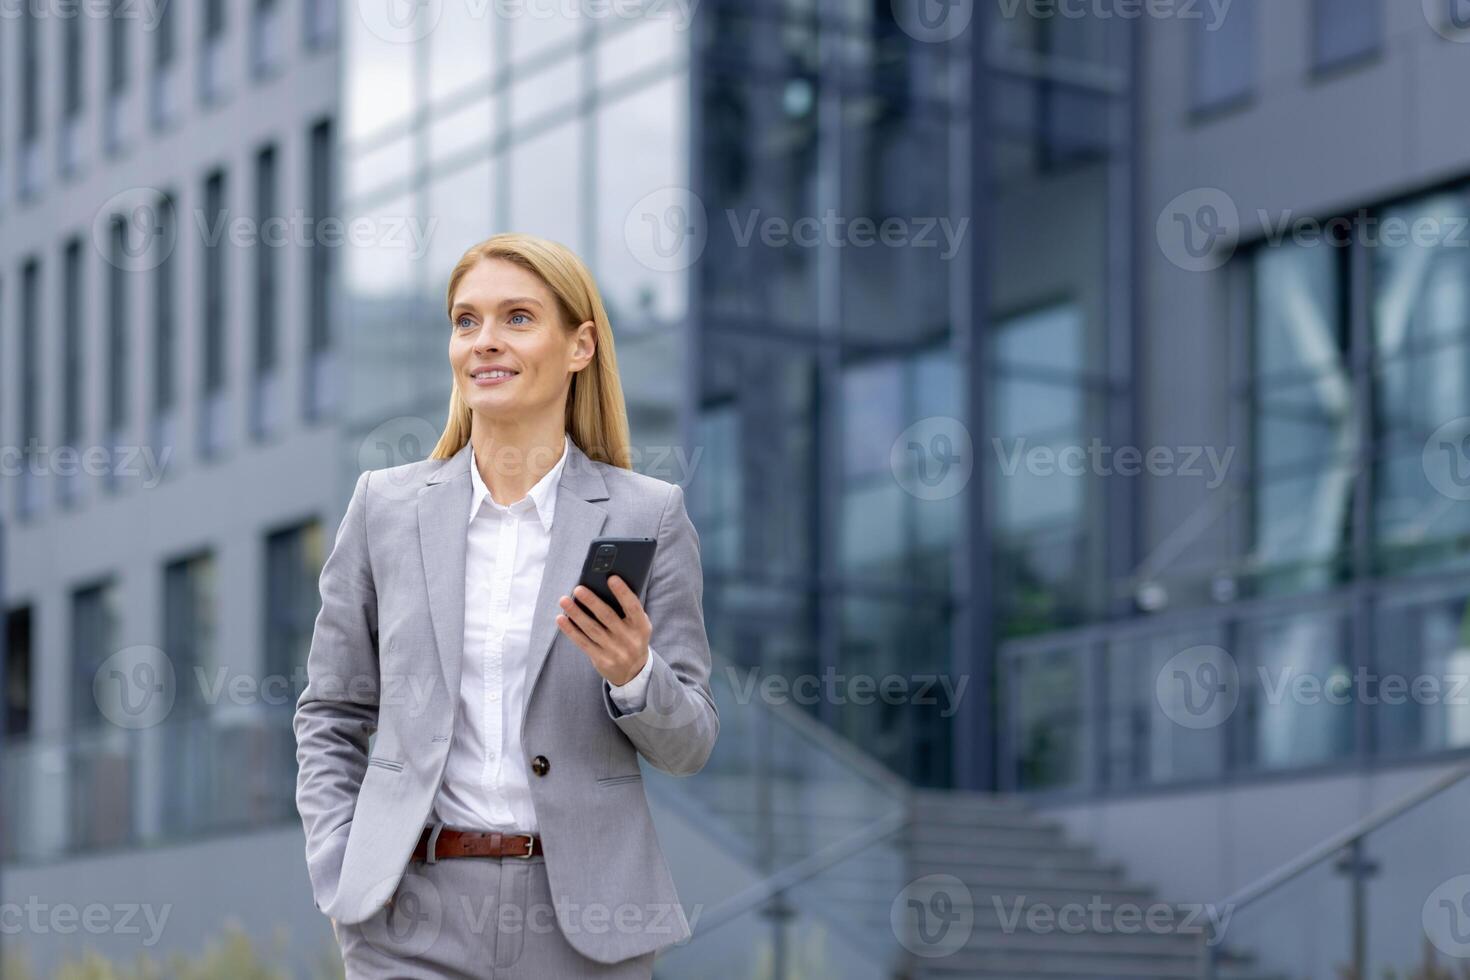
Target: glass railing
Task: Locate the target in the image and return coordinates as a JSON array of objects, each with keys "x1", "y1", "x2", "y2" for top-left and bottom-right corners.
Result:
[
  {"x1": 653, "y1": 832, "x2": 906, "y2": 980},
  {"x1": 1197, "y1": 764, "x2": 1470, "y2": 980},
  {"x1": 1001, "y1": 577, "x2": 1470, "y2": 795},
  {"x1": 645, "y1": 658, "x2": 913, "y2": 976},
  {"x1": 1, "y1": 707, "x2": 298, "y2": 863}
]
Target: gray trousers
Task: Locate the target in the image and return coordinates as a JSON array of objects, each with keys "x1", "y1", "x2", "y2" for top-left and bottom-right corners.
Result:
[{"x1": 333, "y1": 853, "x2": 657, "y2": 979}]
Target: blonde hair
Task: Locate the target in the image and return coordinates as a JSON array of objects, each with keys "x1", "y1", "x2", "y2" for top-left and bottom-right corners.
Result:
[{"x1": 430, "y1": 233, "x2": 632, "y2": 469}]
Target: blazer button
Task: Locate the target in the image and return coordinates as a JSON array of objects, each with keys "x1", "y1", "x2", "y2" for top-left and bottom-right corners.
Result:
[{"x1": 531, "y1": 755, "x2": 550, "y2": 777}]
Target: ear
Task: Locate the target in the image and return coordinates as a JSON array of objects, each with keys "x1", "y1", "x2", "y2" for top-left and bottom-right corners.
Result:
[{"x1": 569, "y1": 319, "x2": 596, "y2": 373}]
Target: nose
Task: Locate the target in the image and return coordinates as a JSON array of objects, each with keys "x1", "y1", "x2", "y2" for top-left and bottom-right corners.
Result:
[{"x1": 472, "y1": 321, "x2": 503, "y2": 354}]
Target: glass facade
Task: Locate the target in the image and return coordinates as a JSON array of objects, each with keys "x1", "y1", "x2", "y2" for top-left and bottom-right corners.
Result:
[
  {"x1": 332, "y1": 4, "x2": 1470, "y2": 798},
  {"x1": 691, "y1": 5, "x2": 967, "y2": 786},
  {"x1": 338, "y1": 0, "x2": 970, "y2": 786},
  {"x1": 1006, "y1": 178, "x2": 1470, "y2": 795}
]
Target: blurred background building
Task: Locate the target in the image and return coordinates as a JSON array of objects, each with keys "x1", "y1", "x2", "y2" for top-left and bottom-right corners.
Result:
[{"x1": 5, "y1": 1, "x2": 1470, "y2": 978}]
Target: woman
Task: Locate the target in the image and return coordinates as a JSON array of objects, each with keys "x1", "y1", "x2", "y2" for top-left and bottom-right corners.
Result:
[{"x1": 294, "y1": 233, "x2": 719, "y2": 979}]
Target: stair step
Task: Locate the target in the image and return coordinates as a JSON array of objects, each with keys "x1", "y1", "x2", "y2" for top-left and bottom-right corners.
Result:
[
  {"x1": 824, "y1": 861, "x2": 1136, "y2": 892},
  {"x1": 915, "y1": 973, "x2": 1284, "y2": 980},
  {"x1": 908, "y1": 841, "x2": 1101, "y2": 869},
  {"x1": 910, "y1": 949, "x2": 1209, "y2": 977}
]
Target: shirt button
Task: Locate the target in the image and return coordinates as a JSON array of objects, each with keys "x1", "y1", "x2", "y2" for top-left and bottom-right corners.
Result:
[
  {"x1": 531, "y1": 755, "x2": 550, "y2": 777},
  {"x1": 489, "y1": 690, "x2": 500, "y2": 701}
]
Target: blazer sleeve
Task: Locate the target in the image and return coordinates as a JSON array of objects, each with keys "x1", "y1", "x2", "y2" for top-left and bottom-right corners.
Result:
[
  {"x1": 601, "y1": 481, "x2": 720, "y2": 777},
  {"x1": 293, "y1": 469, "x2": 380, "y2": 911}
]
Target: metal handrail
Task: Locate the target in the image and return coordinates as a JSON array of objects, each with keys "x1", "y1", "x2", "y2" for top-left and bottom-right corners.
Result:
[{"x1": 1198, "y1": 762, "x2": 1470, "y2": 979}]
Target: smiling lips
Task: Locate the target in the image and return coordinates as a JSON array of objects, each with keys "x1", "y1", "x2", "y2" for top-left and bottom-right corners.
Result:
[{"x1": 470, "y1": 367, "x2": 519, "y2": 387}]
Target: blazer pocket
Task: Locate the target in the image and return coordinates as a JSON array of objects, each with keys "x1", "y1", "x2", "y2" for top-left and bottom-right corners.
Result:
[
  {"x1": 367, "y1": 756, "x2": 404, "y2": 772},
  {"x1": 595, "y1": 773, "x2": 643, "y2": 786}
]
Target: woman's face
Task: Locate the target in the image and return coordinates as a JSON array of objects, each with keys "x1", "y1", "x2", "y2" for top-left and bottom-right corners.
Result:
[{"x1": 448, "y1": 257, "x2": 595, "y2": 427}]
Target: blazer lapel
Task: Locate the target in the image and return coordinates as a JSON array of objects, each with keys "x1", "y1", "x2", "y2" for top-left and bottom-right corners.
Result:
[
  {"x1": 418, "y1": 443, "x2": 473, "y2": 703},
  {"x1": 521, "y1": 442, "x2": 609, "y2": 711}
]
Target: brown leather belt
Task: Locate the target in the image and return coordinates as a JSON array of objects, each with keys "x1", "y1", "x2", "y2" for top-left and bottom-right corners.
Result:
[{"x1": 411, "y1": 826, "x2": 543, "y2": 862}]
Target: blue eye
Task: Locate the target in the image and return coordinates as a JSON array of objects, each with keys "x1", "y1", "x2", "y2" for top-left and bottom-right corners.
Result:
[
  {"x1": 510, "y1": 312, "x2": 530, "y2": 325},
  {"x1": 456, "y1": 315, "x2": 475, "y2": 330}
]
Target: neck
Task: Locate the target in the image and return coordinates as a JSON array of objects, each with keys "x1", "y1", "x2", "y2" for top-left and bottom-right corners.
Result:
[{"x1": 468, "y1": 413, "x2": 568, "y2": 506}]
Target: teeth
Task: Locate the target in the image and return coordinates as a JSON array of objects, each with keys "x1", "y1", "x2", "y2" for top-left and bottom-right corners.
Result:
[{"x1": 474, "y1": 370, "x2": 514, "y2": 379}]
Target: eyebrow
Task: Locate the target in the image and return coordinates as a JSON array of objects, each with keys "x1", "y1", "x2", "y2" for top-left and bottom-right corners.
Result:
[{"x1": 450, "y1": 296, "x2": 545, "y2": 316}]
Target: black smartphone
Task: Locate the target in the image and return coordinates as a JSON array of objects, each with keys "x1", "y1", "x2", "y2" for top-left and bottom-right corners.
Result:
[{"x1": 576, "y1": 537, "x2": 658, "y2": 619}]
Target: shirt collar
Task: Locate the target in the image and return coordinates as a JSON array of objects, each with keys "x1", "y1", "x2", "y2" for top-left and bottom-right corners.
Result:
[{"x1": 468, "y1": 433, "x2": 571, "y2": 531}]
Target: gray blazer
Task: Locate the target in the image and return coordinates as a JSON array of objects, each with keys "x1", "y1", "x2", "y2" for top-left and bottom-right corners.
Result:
[{"x1": 293, "y1": 437, "x2": 719, "y2": 964}]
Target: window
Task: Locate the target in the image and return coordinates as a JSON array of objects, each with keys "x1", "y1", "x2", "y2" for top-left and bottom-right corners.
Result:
[
  {"x1": 107, "y1": 0, "x2": 128, "y2": 93},
  {"x1": 153, "y1": 192, "x2": 178, "y2": 455},
  {"x1": 1372, "y1": 192, "x2": 1470, "y2": 574},
  {"x1": 305, "y1": 119, "x2": 336, "y2": 421},
  {"x1": 264, "y1": 522, "x2": 324, "y2": 684},
  {"x1": 1245, "y1": 240, "x2": 1354, "y2": 594},
  {"x1": 107, "y1": 216, "x2": 131, "y2": 491},
  {"x1": 61, "y1": 0, "x2": 84, "y2": 174},
  {"x1": 305, "y1": 0, "x2": 339, "y2": 50},
  {"x1": 163, "y1": 553, "x2": 216, "y2": 715},
  {"x1": 839, "y1": 349, "x2": 959, "y2": 592},
  {"x1": 1240, "y1": 186, "x2": 1470, "y2": 595},
  {"x1": 200, "y1": 0, "x2": 229, "y2": 106},
  {"x1": 5, "y1": 606, "x2": 33, "y2": 738},
  {"x1": 253, "y1": 145, "x2": 280, "y2": 440},
  {"x1": 18, "y1": 259, "x2": 41, "y2": 519},
  {"x1": 60, "y1": 238, "x2": 84, "y2": 506},
  {"x1": 200, "y1": 169, "x2": 229, "y2": 458},
  {"x1": 252, "y1": 0, "x2": 284, "y2": 78},
  {"x1": 151, "y1": 0, "x2": 179, "y2": 130},
  {"x1": 991, "y1": 303, "x2": 1108, "y2": 635},
  {"x1": 1313, "y1": 0, "x2": 1381, "y2": 71},
  {"x1": 105, "y1": 0, "x2": 130, "y2": 152},
  {"x1": 1193, "y1": 0, "x2": 1254, "y2": 111},
  {"x1": 71, "y1": 581, "x2": 120, "y2": 730},
  {"x1": 19, "y1": 0, "x2": 41, "y2": 198}
]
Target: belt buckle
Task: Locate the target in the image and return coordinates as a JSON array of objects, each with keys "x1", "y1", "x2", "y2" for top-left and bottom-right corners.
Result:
[{"x1": 512, "y1": 834, "x2": 535, "y2": 859}]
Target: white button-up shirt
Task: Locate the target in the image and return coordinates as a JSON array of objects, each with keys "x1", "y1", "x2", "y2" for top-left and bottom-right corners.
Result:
[{"x1": 431, "y1": 433, "x2": 653, "y2": 832}]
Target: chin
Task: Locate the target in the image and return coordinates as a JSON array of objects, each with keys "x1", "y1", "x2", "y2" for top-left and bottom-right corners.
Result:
[{"x1": 467, "y1": 395, "x2": 518, "y2": 419}]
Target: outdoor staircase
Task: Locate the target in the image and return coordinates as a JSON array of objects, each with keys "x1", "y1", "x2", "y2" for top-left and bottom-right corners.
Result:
[
  {"x1": 890, "y1": 791, "x2": 1281, "y2": 980},
  {"x1": 693, "y1": 784, "x2": 1282, "y2": 980},
  {"x1": 649, "y1": 664, "x2": 1284, "y2": 979}
]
